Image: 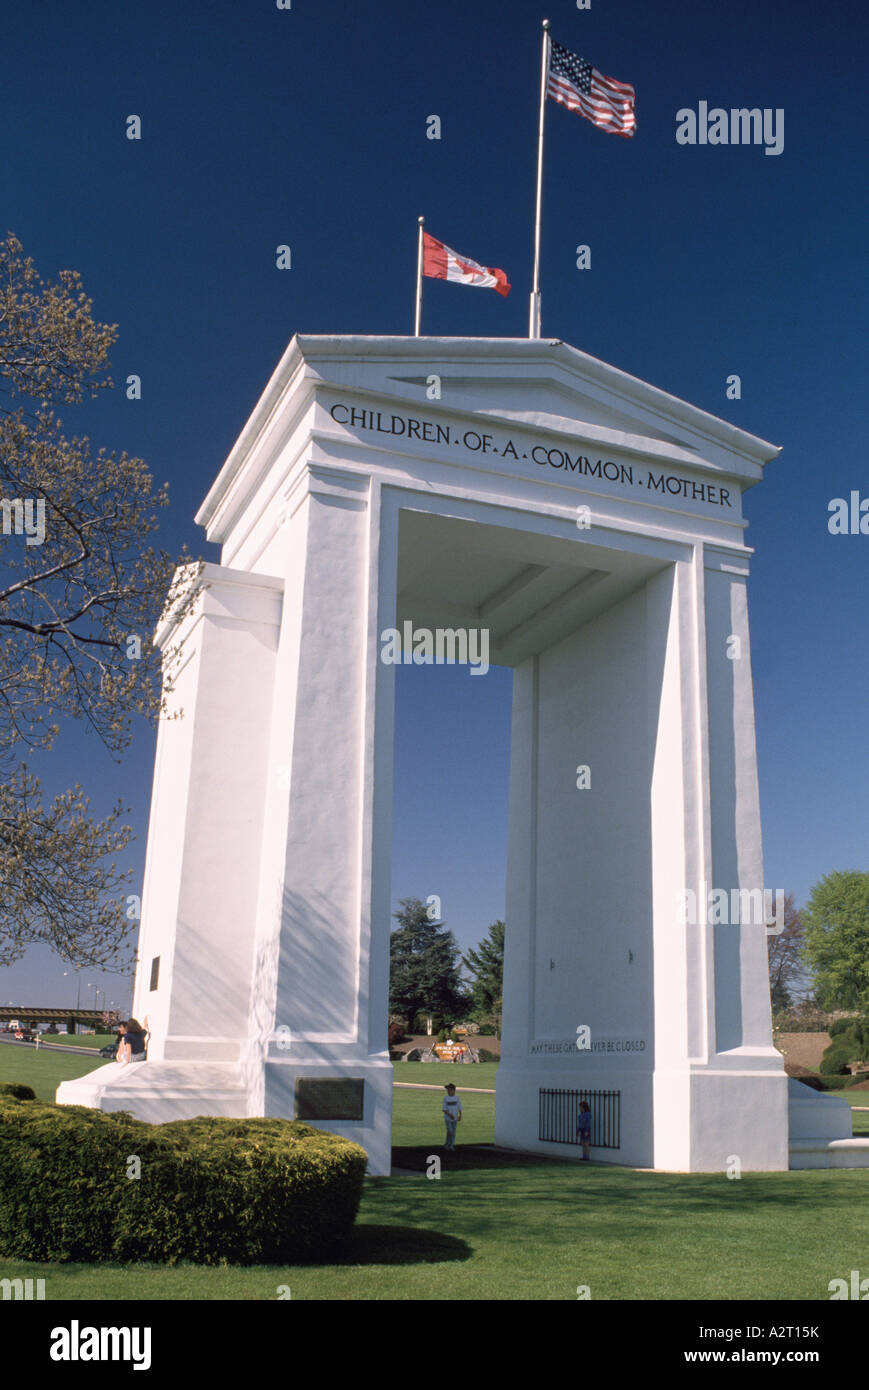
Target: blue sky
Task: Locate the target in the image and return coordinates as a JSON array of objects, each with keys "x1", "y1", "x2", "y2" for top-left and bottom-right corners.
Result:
[{"x1": 2, "y1": 0, "x2": 867, "y2": 1009}]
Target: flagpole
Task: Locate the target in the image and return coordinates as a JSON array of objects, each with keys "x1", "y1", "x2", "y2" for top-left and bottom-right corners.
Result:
[
  {"x1": 529, "y1": 19, "x2": 550, "y2": 339},
  {"x1": 414, "y1": 216, "x2": 425, "y2": 336}
]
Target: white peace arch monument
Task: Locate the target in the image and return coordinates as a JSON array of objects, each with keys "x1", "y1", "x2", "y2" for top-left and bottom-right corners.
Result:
[{"x1": 58, "y1": 334, "x2": 866, "y2": 1174}]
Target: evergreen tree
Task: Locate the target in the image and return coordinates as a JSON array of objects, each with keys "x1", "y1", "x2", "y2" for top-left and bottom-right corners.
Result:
[
  {"x1": 464, "y1": 919, "x2": 505, "y2": 1033},
  {"x1": 389, "y1": 897, "x2": 467, "y2": 1027}
]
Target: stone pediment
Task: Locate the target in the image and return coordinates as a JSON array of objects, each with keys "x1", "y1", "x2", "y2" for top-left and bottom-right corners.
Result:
[
  {"x1": 197, "y1": 335, "x2": 780, "y2": 545},
  {"x1": 386, "y1": 375, "x2": 701, "y2": 453},
  {"x1": 295, "y1": 336, "x2": 778, "y2": 473}
]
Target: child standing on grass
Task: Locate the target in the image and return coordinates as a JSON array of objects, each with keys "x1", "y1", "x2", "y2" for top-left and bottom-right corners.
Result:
[
  {"x1": 577, "y1": 1100, "x2": 591, "y2": 1160},
  {"x1": 443, "y1": 1083, "x2": 462, "y2": 1150}
]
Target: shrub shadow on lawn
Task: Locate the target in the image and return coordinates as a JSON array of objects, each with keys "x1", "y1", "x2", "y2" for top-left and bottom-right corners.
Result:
[
  {"x1": 392, "y1": 1145, "x2": 869, "y2": 1220},
  {"x1": 334, "y1": 1224, "x2": 471, "y2": 1266},
  {"x1": 391, "y1": 1143, "x2": 571, "y2": 1173}
]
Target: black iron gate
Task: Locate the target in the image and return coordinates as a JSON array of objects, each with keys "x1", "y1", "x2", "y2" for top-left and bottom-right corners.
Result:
[{"x1": 538, "y1": 1088, "x2": 621, "y2": 1149}]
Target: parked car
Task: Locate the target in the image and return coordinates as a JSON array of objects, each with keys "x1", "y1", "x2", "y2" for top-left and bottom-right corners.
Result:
[{"x1": 13, "y1": 1027, "x2": 35, "y2": 1042}]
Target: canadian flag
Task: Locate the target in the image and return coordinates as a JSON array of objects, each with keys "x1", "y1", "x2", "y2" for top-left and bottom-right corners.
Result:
[{"x1": 423, "y1": 232, "x2": 510, "y2": 297}]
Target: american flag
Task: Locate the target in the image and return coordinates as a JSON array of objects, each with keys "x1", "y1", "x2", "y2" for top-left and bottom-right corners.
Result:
[{"x1": 547, "y1": 40, "x2": 636, "y2": 138}]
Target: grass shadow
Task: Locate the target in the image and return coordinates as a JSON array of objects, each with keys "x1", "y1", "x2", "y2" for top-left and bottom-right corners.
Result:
[
  {"x1": 391, "y1": 1143, "x2": 576, "y2": 1172},
  {"x1": 333, "y1": 1224, "x2": 471, "y2": 1265}
]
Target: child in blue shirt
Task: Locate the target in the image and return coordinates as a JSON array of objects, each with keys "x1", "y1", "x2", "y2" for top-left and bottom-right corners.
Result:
[{"x1": 577, "y1": 1100, "x2": 591, "y2": 1160}]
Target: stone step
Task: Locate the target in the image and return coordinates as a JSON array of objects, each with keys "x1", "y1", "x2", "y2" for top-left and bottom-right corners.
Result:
[{"x1": 789, "y1": 1137, "x2": 869, "y2": 1169}]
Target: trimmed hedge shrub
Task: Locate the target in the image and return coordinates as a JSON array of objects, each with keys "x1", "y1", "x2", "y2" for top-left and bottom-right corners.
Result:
[
  {"x1": 0, "y1": 1082, "x2": 36, "y2": 1100},
  {"x1": 829, "y1": 1018, "x2": 859, "y2": 1039},
  {"x1": 819, "y1": 1024, "x2": 868, "y2": 1075},
  {"x1": 819, "y1": 1043, "x2": 852, "y2": 1076},
  {"x1": 790, "y1": 1065, "x2": 855, "y2": 1092},
  {"x1": 822, "y1": 1017, "x2": 869, "y2": 1073},
  {"x1": 796, "y1": 1073, "x2": 867, "y2": 1091},
  {"x1": 0, "y1": 1099, "x2": 367, "y2": 1265}
]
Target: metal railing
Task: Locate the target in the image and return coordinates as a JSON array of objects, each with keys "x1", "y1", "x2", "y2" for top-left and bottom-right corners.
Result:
[{"x1": 538, "y1": 1088, "x2": 621, "y2": 1149}]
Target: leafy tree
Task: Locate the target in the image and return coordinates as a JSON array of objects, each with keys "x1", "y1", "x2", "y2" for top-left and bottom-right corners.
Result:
[
  {"x1": 802, "y1": 870, "x2": 869, "y2": 1015},
  {"x1": 767, "y1": 893, "x2": 807, "y2": 1012},
  {"x1": 464, "y1": 919, "x2": 505, "y2": 1034},
  {"x1": 0, "y1": 233, "x2": 194, "y2": 969},
  {"x1": 389, "y1": 897, "x2": 467, "y2": 1025}
]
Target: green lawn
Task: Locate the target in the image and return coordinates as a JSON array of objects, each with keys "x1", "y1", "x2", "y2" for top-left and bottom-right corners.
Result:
[
  {"x1": 2, "y1": 1149, "x2": 868, "y2": 1301},
  {"x1": 0, "y1": 1042, "x2": 111, "y2": 1101},
  {"x1": 393, "y1": 1061, "x2": 497, "y2": 1090},
  {"x1": 48, "y1": 1034, "x2": 116, "y2": 1050},
  {"x1": 2, "y1": 1050, "x2": 868, "y2": 1299},
  {"x1": 392, "y1": 1085, "x2": 494, "y2": 1148}
]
